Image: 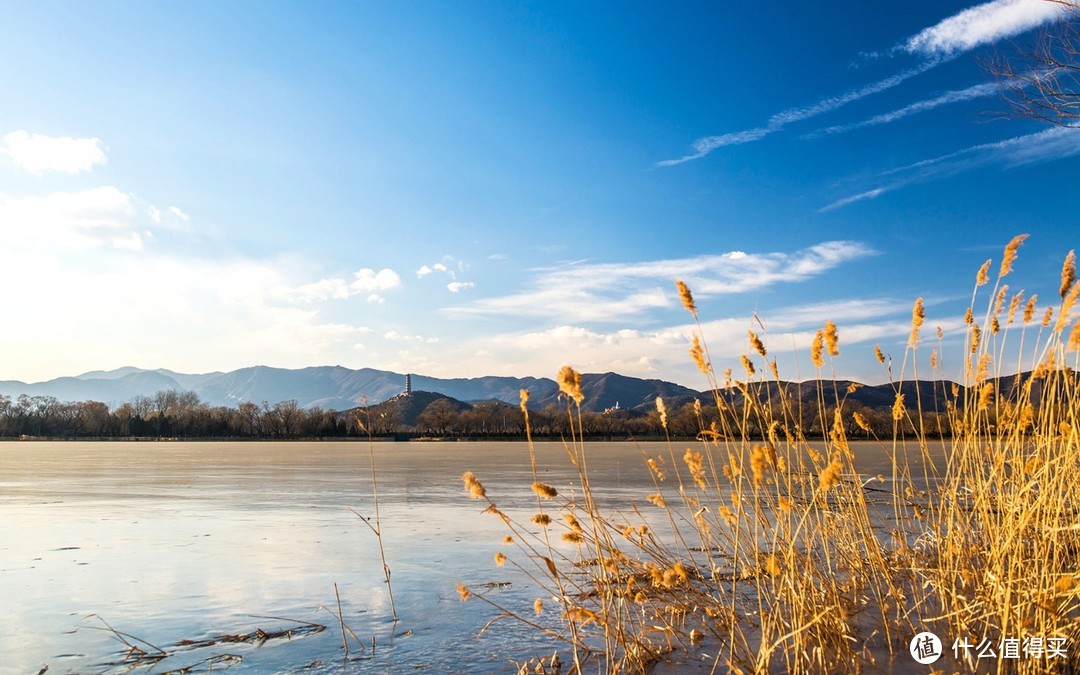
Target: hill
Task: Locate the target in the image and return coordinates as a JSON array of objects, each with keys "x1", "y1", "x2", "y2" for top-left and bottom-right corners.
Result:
[
  {"x1": 0, "y1": 365, "x2": 704, "y2": 413},
  {"x1": 3, "y1": 364, "x2": 1071, "y2": 419}
]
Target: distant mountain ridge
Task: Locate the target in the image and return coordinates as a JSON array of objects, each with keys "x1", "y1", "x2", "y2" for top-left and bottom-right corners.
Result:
[
  {"x1": 1, "y1": 365, "x2": 1065, "y2": 414},
  {"x1": 0, "y1": 365, "x2": 702, "y2": 412}
]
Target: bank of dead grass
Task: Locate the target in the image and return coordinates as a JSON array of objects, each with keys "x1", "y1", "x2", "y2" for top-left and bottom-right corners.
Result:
[{"x1": 459, "y1": 236, "x2": 1080, "y2": 673}]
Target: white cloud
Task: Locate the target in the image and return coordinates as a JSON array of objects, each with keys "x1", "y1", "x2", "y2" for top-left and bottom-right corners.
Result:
[
  {"x1": 822, "y1": 126, "x2": 1080, "y2": 212},
  {"x1": 818, "y1": 187, "x2": 889, "y2": 213},
  {"x1": 0, "y1": 186, "x2": 143, "y2": 249},
  {"x1": 383, "y1": 331, "x2": 439, "y2": 343},
  {"x1": 168, "y1": 206, "x2": 190, "y2": 222},
  {"x1": 350, "y1": 268, "x2": 401, "y2": 293},
  {"x1": 1, "y1": 130, "x2": 107, "y2": 176},
  {"x1": 769, "y1": 62, "x2": 940, "y2": 128},
  {"x1": 659, "y1": 1, "x2": 1067, "y2": 167},
  {"x1": 0, "y1": 137, "x2": 397, "y2": 382},
  {"x1": 451, "y1": 287, "x2": 669, "y2": 323},
  {"x1": 419, "y1": 257, "x2": 476, "y2": 292},
  {"x1": 418, "y1": 260, "x2": 453, "y2": 278},
  {"x1": 808, "y1": 82, "x2": 999, "y2": 137},
  {"x1": 658, "y1": 61, "x2": 939, "y2": 166},
  {"x1": 509, "y1": 326, "x2": 648, "y2": 350},
  {"x1": 657, "y1": 128, "x2": 772, "y2": 167},
  {"x1": 904, "y1": 0, "x2": 1067, "y2": 57},
  {"x1": 989, "y1": 124, "x2": 1080, "y2": 165},
  {"x1": 284, "y1": 278, "x2": 351, "y2": 303},
  {"x1": 450, "y1": 241, "x2": 875, "y2": 322},
  {"x1": 388, "y1": 349, "x2": 441, "y2": 375},
  {"x1": 447, "y1": 281, "x2": 474, "y2": 293},
  {"x1": 451, "y1": 296, "x2": 924, "y2": 387},
  {"x1": 271, "y1": 267, "x2": 401, "y2": 304},
  {"x1": 0, "y1": 250, "x2": 374, "y2": 381}
]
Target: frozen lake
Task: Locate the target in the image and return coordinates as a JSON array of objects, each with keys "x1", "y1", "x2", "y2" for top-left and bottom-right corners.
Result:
[{"x1": 0, "y1": 439, "x2": 936, "y2": 673}]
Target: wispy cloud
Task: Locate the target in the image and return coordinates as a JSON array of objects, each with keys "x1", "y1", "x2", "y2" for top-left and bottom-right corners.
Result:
[
  {"x1": 0, "y1": 186, "x2": 143, "y2": 249},
  {"x1": 818, "y1": 188, "x2": 891, "y2": 213},
  {"x1": 657, "y1": 128, "x2": 771, "y2": 167},
  {"x1": 417, "y1": 262, "x2": 449, "y2": 278},
  {"x1": 657, "y1": 63, "x2": 938, "y2": 166},
  {"x1": 890, "y1": 124, "x2": 1080, "y2": 172},
  {"x1": 383, "y1": 330, "x2": 439, "y2": 344},
  {"x1": 278, "y1": 268, "x2": 400, "y2": 303},
  {"x1": 0, "y1": 248, "x2": 374, "y2": 380},
  {"x1": 767, "y1": 61, "x2": 940, "y2": 128},
  {"x1": 0, "y1": 130, "x2": 395, "y2": 382},
  {"x1": 807, "y1": 82, "x2": 999, "y2": 137},
  {"x1": 1, "y1": 130, "x2": 107, "y2": 176},
  {"x1": 820, "y1": 126, "x2": 1080, "y2": 211},
  {"x1": 450, "y1": 296, "x2": 922, "y2": 386},
  {"x1": 417, "y1": 255, "x2": 474, "y2": 291},
  {"x1": 903, "y1": 0, "x2": 1068, "y2": 57},
  {"x1": 660, "y1": 0, "x2": 1068, "y2": 166},
  {"x1": 351, "y1": 268, "x2": 401, "y2": 293},
  {"x1": 660, "y1": 61, "x2": 951, "y2": 166},
  {"x1": 449, "y1": 241, "x2": 876, "y2": 322}
]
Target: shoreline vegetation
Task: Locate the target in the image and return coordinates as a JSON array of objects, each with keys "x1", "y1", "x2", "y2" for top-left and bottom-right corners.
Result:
[
  {"x1": 451, "y1": 236, "x2": 1080, "y2": 673},
  {"x1": 0, "y1": 371, "x2": 1074, "y2": 443}
]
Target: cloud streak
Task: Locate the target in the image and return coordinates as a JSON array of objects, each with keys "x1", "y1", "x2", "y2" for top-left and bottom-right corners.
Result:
[
  {"x1": 807, "y1": 82, "x2": 999, "y2": 137},
  {"x1": 820, "y1": 126, "x2": 1080, "y2": 212},
  {"x1": 449, "y1": 241, "x2": 876, "y2": 322},
  {"x1": 281, "y1": 268, "x2": 401, "y2": 303},
  {"x1": 903, "y1": 0, "x2": 1068, "y2": 57},
  {"x1": 658, "y1": 59, "x2": 942, "y2": 166},
  {"x1": 659, "y1": 0, "x2": 1068, "y2": 166},
  {"x1": 456, "y1": 296, "x2": 921, "y2": 386},
  {"x1": 1, "y1": 130, "x2": 108, "y2": 176},
  {"x1": 0, "y1": 186, "x2": 143, "y2": 249},
  {"x1": 447, "y1": 281, "x2": 474, "y2": 293}
]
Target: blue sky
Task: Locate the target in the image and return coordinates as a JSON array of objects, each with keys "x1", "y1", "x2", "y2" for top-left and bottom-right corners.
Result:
[{"x1": 1, "y1": 0, "x2": 1078, "y2": 389}]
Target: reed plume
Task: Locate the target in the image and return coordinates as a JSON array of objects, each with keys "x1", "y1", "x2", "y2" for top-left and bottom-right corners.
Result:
[
  {"x1": 824, "y1": 320, "x2": 839, "y2": 357},
  {"x1": 811, "y1": 329, "x2": 824, "y2": 368},
  {"x1": 557, "y1": 365, "x2": 584, "y2": 404},
  {"x1": 676, "y1": 279, "x2": 697, "y2": 315},
  {"x1": 1062, "y1": 250, "x2": 1076, "y2": 299},
  {"x1": 999, "y1": 233, "x2": 1027, "y2": 277},
  {"x1": 909, "y1": 297, "x2": 925, "y2": 347}
]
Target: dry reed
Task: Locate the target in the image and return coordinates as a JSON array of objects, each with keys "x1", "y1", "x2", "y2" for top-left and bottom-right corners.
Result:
[{"x1": 457, "y1": 236, "x2": 1080, "y2": 674}]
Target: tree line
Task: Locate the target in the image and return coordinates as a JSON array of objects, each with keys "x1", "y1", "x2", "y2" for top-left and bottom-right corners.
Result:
[
  {"x1": 0, "y1": 388, "x2": 956, "y2": 440},
  {"x1": 0, "y1": 391, "x2": 346, "y2": 439}
]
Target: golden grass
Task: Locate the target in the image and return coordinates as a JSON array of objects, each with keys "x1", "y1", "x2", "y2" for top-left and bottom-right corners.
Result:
[{"x1": 459, "y1": 236, "x2": 1080, "y2": 674}]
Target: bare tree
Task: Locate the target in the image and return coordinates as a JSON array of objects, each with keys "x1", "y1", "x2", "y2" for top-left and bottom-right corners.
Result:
[{"x1": 993, "y1": 2, "x2": 1080, "y2": 124}]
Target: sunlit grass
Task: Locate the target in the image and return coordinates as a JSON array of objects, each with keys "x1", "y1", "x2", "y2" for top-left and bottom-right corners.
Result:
[{"x1": 458, "y1": 236, "x2": 1080, "y2": 673}]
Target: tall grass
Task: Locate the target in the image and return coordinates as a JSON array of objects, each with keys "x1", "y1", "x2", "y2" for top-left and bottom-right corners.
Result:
[{"x1": 458, "y1": 236, "x2": 1080, "y2": 673}]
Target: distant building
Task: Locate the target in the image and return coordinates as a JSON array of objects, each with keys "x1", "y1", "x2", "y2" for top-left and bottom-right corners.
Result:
[{"x1": 404, "y1": 373, "x2": 412, "y2": 396}]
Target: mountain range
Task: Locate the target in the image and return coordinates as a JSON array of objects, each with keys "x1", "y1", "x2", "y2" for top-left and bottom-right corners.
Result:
[
  {"x1": 0, "y1": 365, "x2": 701, "y2": 413},
  {"x1": 1, "y1": 365, "x2": 1066, "y2": 414}
]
